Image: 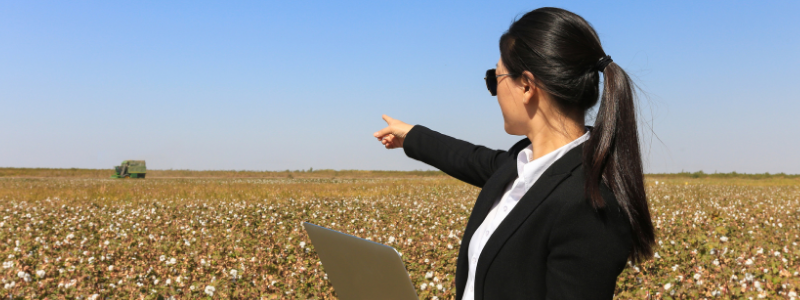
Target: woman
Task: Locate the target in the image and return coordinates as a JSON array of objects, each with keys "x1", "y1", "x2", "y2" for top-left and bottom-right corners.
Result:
[{"x1": 373, "y1": 7, "x2": 655, "y2": 300}]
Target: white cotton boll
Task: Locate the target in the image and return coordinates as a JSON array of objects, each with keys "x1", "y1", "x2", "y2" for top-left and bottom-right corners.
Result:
[
  {"x1": 693, "y1": 273, "x2": 701, "y2": 280},
  {"x1": 299, "y1": 241, "x2": 306, "y2": 248},
  {"x1": 108, "y1": 265, "x2": 114, "y2": 271},
  {"x1": 17, "y1": 271, "x2": 31, "y2": 282},
  {"x1": 88, "y1": 294, "x2": 99, "y2": 300},
  {"x1": 205, "y1": 285, "x2": 215, "y2": 296},
  {"x1": 420, "y1": 283, "x2": 428, "y2": 290},
  {"x1": 425, "y1": 271, "x2": 434, "y2": 279},
  {"x1": 664, "y1": 283, "x2": 672, "y2": 290},
  {"x1": 720, "y1": 236, "x2": 728, "y2": 242},
  {"x1": 36, "y1": 270, "x2": 45, "y2": 278}
]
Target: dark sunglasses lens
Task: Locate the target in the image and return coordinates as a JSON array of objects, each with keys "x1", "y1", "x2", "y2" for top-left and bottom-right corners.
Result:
[{"x1": 485, "y1": 69, "x2": 497, "y2": 96}]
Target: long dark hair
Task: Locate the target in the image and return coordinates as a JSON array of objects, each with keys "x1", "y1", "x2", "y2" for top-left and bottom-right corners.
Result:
[{"x1": 499, "y1": 7, "x2": 654, "y2": 263}]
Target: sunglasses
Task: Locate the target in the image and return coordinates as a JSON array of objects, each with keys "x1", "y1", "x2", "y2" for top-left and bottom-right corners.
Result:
[{"x1": 484, "y1": 68, "x2": 514, "y2": 96}]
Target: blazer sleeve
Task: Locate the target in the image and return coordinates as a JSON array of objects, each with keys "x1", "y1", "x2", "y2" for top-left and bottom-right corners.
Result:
[
  {"x1": 402, "y1": 125, "x2": 513, "y2": 188},
  {"x1": 544, "y1": 193, "x2": 632, "y2": 300}
]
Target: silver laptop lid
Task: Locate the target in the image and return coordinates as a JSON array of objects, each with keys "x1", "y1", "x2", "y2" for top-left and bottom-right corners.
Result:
[{"x1": 303, "y1": 222, "x2": 418, "y2": 300}]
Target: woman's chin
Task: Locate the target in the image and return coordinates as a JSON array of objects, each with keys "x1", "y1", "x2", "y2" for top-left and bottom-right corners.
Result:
[{"x1": 503, "y1": 123, "x2": 522, "y2": 136}]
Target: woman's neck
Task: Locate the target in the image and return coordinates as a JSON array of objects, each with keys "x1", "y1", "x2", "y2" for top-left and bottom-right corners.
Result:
[{"x1": 525, "y1": 119, "x2": 586, "y2": 162}]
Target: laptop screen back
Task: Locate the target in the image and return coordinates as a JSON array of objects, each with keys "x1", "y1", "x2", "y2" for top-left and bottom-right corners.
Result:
[{"x1": 303, "y1": 222, "x2": 418, "y2": 300}]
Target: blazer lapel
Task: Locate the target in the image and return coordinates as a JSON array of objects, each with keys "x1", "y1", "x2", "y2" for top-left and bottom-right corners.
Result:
[
  {"x1": 472, "y1": 144, "x2": 585, "y2": 300},
  {"x1": 455, "y1": 159, "x2": 518, "y2": 298},
  {"x1": 462, "y1": 161, "x2": 518, "y2": 243}
]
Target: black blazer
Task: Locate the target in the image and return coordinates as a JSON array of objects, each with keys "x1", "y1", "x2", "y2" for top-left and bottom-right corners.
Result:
[{"x1": 403, "y1": 125, "x2": 632, "y2": 300}]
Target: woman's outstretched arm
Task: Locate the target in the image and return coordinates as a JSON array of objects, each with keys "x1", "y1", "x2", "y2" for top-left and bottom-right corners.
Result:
[{"x1": 373, "y1": 115, "x2": 512, "y2": 188}]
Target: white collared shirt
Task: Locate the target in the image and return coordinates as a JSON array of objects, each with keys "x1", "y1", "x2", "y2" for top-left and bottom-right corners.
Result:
[{"x1": 461, "y1": 131, "x2": 590, "y2": 300}]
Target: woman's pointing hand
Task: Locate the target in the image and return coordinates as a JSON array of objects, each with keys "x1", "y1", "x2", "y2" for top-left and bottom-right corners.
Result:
[{"x1": 373, "y1": 114, "x2": 414, "y2": 149}]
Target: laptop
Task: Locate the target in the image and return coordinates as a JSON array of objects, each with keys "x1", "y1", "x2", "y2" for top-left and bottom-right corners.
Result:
[{"x1": 302, "y1": 222, "x2": 419, "y2": 300}]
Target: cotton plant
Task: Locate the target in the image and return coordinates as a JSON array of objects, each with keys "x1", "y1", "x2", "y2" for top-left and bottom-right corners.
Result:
[{"x1": 0, "y1": 176, "x2": 798, "y2": 298}]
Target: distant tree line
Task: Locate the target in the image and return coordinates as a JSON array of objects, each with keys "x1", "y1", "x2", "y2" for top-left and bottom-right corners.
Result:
[{"x1": 649, "y1": 170, "x2": 800, "y2": 179}]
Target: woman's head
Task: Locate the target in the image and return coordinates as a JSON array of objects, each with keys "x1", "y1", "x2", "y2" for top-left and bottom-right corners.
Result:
[
  {"x1": 494, "y1": 57, "x2": 585, "y2": 137},
  {"x1": 497, "y1": 7, "x2": 655, "y2": 263},
  {"x1": 499, "y1": 8, "x2": 605, "y2": 114}
]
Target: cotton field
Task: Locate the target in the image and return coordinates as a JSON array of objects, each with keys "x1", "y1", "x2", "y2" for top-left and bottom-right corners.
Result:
[{"x1": 0, "y1": 176, "x2": 798, "y2": 299}]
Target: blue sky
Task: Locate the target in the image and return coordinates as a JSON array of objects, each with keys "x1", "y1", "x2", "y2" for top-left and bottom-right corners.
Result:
[{"x1": 2, "y1": 1, "x2": 799, "y2": 173}]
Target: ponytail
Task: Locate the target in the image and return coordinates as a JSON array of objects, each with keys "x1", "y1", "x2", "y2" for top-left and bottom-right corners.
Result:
[
  {"x1": 499, "y1": 7, "x2": 656, "y2": 264},
  {"x1": 583, "y1": 62, "x2": 655, "y2": 263}
]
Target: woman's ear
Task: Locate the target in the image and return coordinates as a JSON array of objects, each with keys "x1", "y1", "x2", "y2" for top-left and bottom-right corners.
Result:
[{"x1": 521, "y1": 71, "x2": 536, "y2": 104}]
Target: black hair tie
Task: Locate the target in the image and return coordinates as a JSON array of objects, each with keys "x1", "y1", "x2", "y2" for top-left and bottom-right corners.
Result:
[{"x1": 595, "y1": 55, "x2": 612, "y2": 72}]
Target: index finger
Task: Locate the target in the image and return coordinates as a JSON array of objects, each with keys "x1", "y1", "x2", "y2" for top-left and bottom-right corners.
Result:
[{"x1": 373, "y1": 126, "x2": 393, "y2": 138}]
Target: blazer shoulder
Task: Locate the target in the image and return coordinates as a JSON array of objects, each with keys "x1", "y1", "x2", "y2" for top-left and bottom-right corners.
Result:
[
  {"x1": 548, "y1": 165, "x2": 633, "y2": 251},
  {"x1": 551, "y1": 164, "x2": 627, "y2": 221}
]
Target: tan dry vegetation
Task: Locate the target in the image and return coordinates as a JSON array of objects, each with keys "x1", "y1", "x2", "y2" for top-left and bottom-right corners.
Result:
[{"x1": 0, "y1": 172, "x2": 798, "y2": 299}]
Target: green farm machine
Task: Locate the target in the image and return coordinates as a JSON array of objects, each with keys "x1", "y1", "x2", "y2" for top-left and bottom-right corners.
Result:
[{"x1": 111, "y1": 160, "x2": 147, "y2": 178}]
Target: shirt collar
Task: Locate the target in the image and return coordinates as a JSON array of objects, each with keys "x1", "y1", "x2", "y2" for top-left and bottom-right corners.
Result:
[{"x1": 516, "y1": 130, "x2": 591, "y2": 191}]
